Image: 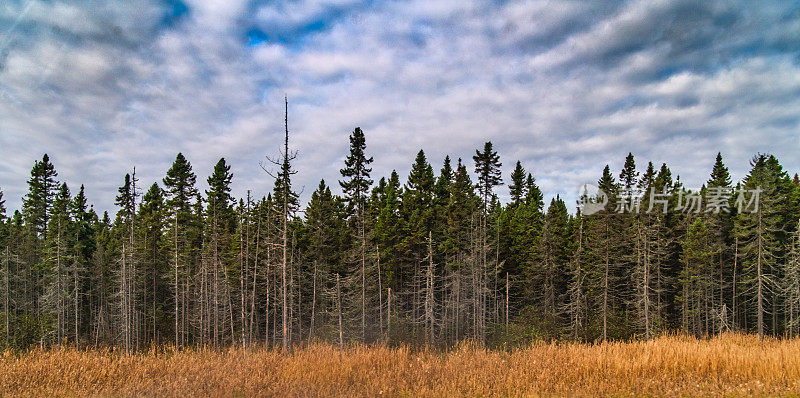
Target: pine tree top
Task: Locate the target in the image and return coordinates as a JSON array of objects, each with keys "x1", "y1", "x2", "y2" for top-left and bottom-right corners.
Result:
[
  {"x1": 509, "y1": 161, "x2": 526, "y2": 205},
  {"x1": 708, "y1": 152, "x2": 732, "y2": 188}
]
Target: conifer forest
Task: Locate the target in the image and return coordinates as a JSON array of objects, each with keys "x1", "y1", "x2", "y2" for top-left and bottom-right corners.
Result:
[{"x1": 1, "y1": 107, "x2": 799, "y2": 351}]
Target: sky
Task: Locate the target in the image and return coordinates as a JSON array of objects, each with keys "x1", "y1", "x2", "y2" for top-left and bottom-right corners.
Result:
[{"x1": 0, "y1": 0, "x2": 799, "y2": 215}]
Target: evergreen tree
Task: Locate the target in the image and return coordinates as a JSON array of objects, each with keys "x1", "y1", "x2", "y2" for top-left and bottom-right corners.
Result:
[
  {"x1": 304, "y1": 180, "x2": 348, "y2": 341},
  {"x1": 434, "y1": 156, "x2": 454, "y2": 242},
  {"x1": 204, "y1": 159, "x2": 235, "y2": 346},
  {"x1": 137, "y1": 183, "x2": 167, "y2": 345},
  {"x1": 735, "y1": 154, "x2": 788, "y2": 337},
  {"x1": 679, "y1": 217, "x2": 716, "y2": 336},
  {"x1": 163, "y1": 154, "x2": 198, "y2": 217},
  {"x1": 206, "y1": 159, "x2": 234, "y2": 225},
  {"x1": 619, "y1": 152, "x2": 638, "y2": 193},
  {"x1": 590, "y1": 165, "x2": 622, "y2": 340},
  {"x1": 22, "y1": 154, "x2": 59, "y2": 237},
  {"x1": 472, "y1": 142, "x2": 502, "y2": 343},
  {"x1": 400, "y1": 150, "x2": 435, "y2": 337},
  {"x1": 339, "y1": 127, "x2": 373, "y2": 341},
  {"x1": 69, "y1": 185, "x2": 91, "y2": 344},
  {"x1": 509, "y1": 161, "x2": 526, "y2": 206},
  {"x1": 371, "y1": 172, "x2": 403, "y2": 290},
  {"x1": 442, "y1": 159, "x2": 477, "y2": 341},
  {"x1": 709, "y1": 152, "x2": 733, "y2": 188},
  {"x1": 45, "y1": 182, "x2": 72, "y2": 344},
  {"x1": 162, "y1": 153, "x2": 198, "y2": 347},
  {"x1": 530, "y1": 197, "x2": 570, "y2": 333},
  {"x1": 339, "y1": 127, "x2": 374, "y2": 218},
  {"x1": 703, "y1": 153, "x2": 733, "y2": 332},
  {"x1": 473, "y1": 142, "x2": 503, "y2": 210},
  {"x1": 524, "y1": 173, "x2": 544, "y2": 211}
]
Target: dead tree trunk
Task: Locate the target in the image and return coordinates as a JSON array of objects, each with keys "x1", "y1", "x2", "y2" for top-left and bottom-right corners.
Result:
[
  {"x1": 425, "y1": 231, "x2": 435, "y2": 344},
  {"x1": 337, "y1": 273, "x2": 343, "y2": 347}
]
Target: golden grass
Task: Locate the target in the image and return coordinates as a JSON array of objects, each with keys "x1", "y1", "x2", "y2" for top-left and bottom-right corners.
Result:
[{"x1": 1, "y1": 334, "x2": 800, "y2": 397}]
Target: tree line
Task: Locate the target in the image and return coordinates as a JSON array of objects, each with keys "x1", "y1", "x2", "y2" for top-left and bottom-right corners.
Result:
[{"x1": 1, "y1": 119, "x2": 799, "y2": 349}]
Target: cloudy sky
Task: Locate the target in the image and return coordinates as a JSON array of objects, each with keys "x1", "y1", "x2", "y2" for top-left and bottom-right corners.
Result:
[{"x1": 0, "y1": 0, "x2": 798, "y2": 214}]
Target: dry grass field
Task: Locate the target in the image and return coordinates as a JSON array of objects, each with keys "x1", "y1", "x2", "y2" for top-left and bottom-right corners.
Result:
[{"x1": 1, "y1": 334, "x2": 799, "y2": 397}]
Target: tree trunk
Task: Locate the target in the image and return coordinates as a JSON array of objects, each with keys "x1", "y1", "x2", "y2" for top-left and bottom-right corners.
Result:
[{"x1": 337, "y1": 273, "x2": 343, "y2": 347}]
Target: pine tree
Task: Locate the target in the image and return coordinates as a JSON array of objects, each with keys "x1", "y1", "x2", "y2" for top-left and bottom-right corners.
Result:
[
  {"x1": 473, "y1": 142, "x2": 503, "y2": 211},
  {"x1": 45, "y1": 182, "x2": 72, "y2": 344},
  {"x1": 525, "y1": 173, "x2": 544, "y2": 211},
  {"x1": 509, "y1": 161, "x2": 526, "y2": 206},
  {"x1": 735, "y1": 154, "x2": 788, "y2": 337},
  {"x1": 138, "y1": 183, "x2": 167, "y2": 345},
  {"x1": 508, "y1": 172, "x2": 544, "y2": 309},
  {"x1": 304, "y1": 180, "x2": 347, "y2": 341},
  {"x1": 69, "y1": 185, "x2": 91, "y2": 345},
  {"x1": 472, "y1": 142, "x2": 502, "y2": 343},
  {"x1": 22, "y1": 154, "x2": 59, "y2": 238},
  {"x1": 434, "y1": 156, "x2": 454, "y2": 249},
  {"x1": 163, "y1": 153, "x2": 198, "y2": 347},
  {"x1": 114, "y1": 173, "x2": 139, "y2": 350},
  {"x1": 590, "y1": 165, "x2": 621, "y2": 341},
  {"x1": 619, "y1": 153, "x2": 638, "y2": 193},
  {"x1": 443, "y1": 159, "x2": 476, "y2": 341},
  {"x1": 339, "y1": 127, "x2": 373, "y2": 341},
  {"x1": 566, "y1": 207, "x2": 589, "y2": 340},
  {"x1": 339, "y1": 127, "x2": 374, "y2": 218},
  {"x1": 679, "y1": 217, "x2": 717, "y2": 336},
  {"x1": 205, "y1": 159, "x2": 235, "y2": 346},
  {"x1": 531, "y1": 197, "x2": 570, "y2": 333},
  {"x1": 709, "y1": 152, "x2": 733, "y2": 188},
  {"x1": 371, "y1": 172, "x2": 403, "y2": 292},
  {"x1": 703, "y1": 152, "x2": 733, "y2": 332},
  {"x1": 401, "y1": 150, "x2": 435, "y2": 337}
]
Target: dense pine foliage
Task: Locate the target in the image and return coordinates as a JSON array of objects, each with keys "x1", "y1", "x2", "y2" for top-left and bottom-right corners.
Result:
[{"x1": 0, "y1": 128, "x2": 799, "y2": 349}]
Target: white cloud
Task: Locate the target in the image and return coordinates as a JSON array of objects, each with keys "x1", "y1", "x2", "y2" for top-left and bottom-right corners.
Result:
[{"x1": 0, "y1": 0, "x2": 798, "y2": 214}]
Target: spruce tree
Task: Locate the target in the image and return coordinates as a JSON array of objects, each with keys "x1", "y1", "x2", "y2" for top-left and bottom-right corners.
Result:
[
  {"x1": 22, "y1": 154, "x2": 59, "y2": 238},
  {"x1": 205, "y1": 159, "x2": 234, "y2": 346},
  {"x1": 735, "y1": 154, "x2": 787, "y2": 337},
  {"x1": 509, "y1": 161, "x2": 526, "y2": 206},
  {"x1": 45, "y1": 182, "x2": 72, "y2": 344},
  {"x1": 443, "y1": 159, "x2": 476, "y2": 341},
  {"x1": 304, "y1": 180, "x2": 348, "y2": 341},
  {"x1": 371, "y1": 172, "x2": 403, "y2": 291},
  {"x1": 162, "y1": 153, "x2": 198, "y2": 347},
  {"x1": 531, "y1": 197, "x2": 570, "y2": 333},
  {"x1": 472, "y1": 142, "x2": 502, "y2": 343},
  {"x1": 619, "y1": 152, "x2": 638, "y2": 193},
  {"x1": 401, "y1": 150, "x2": 435, "y2": 336},
  {"x1": 434, "y1": 156, "x2": 454, "y2": 246},
  {"x1": 473, "y1": 142, "x2": 503, "y2": 210},
  {"x1": 69, "y1": 185, "x2": 91, "y2": 344},
  {"x1": 339, "y1": 127, "x2": 374, "y2": 218},
  {"x1": 339, "y1": 127, "x2": 373, "y2": 341},
  {"x1": 679, "y1": 217, "x2": 717, "y2": 336},
  {"x1": 703, "y1": 153, "x2": 733, "y2": 332},
  {"x1": 591, "y1": 165, "x2": 621, "y2": 340},
  {"x1": 138, "y1": 183, "x2": 167, "y2": 345},
  {"x1": 709, "y1": 152, "x2": 733, "y2": 188}
]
